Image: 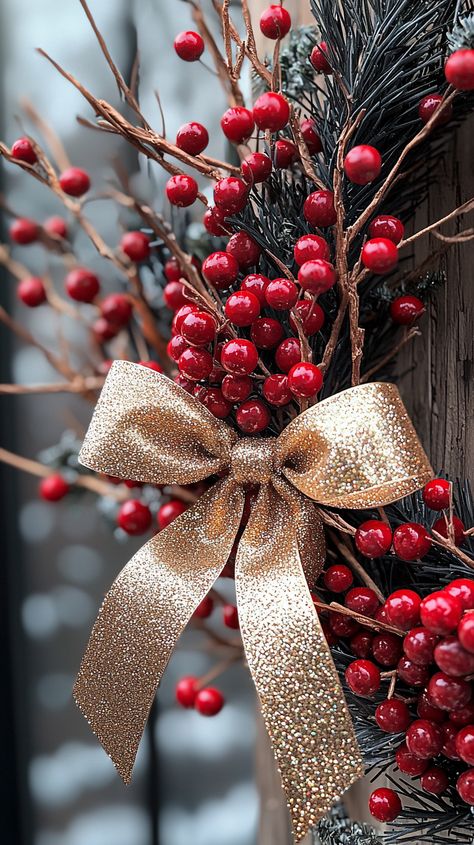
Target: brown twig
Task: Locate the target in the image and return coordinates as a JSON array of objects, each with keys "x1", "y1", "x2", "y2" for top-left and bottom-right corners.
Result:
[
  {"x1": 360, "y1": 327, "x2": 420, "y2": 383},
  {"x1": 0, "y1": 376, "x2": 105, "y2": 396},
  {"x1": 398, "y1": 197, "x2": 474, "y2": 249},
  {"x1": 328, "y1": 529, "x2": 386, "y2": 603}
]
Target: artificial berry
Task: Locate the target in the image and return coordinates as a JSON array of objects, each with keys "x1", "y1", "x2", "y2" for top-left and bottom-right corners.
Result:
[
  {"x1": 194, "y1": 687, "x2": 224, "y2": 716},
  {"x1": 139, "y1": 361, "x2": 163, "y2": 373},
  {"x1": 298, "y1": 259, "x2": 336, "y2": 294},
  {"x1": 265, "y1": 278, "x2": 298, "y2": 310},
  {"x1": 93, "y1": 317, "x2": 119, "y2": 343},
  {"x1": 397, "y1": 656, "x2": 430, "y2": 687},
  {"x1": 250, "y1": 316, "x2": 284, "y2": 349},
  {"x1": 166, "y1": 174, "x2": 198, "y2": 207},
  {"x1": 59, "y1": 167, "x2": 90, "y2": 197},
  {"x1": 175, "y1": 676, "x2": 198, "y2": 708},
  {"x1": 181, "y1": 310, "x2": 216, "y2": 345},
  {"x1": 323, "y1": 564, "x2": 353, "y2": 593},
  {"x1": 432, "y1": 514, "x2": 465, "y2": 545},
  {"x1": 303, "y1": 190, "x2": 337, "y2": 227},
  {"x1": 289, "y1": 300, "x2": 324, "y2": 336},
  {"x1": 293, "y1": 234, "x2": 330, "y2": 265},
  {"x1": 458, "y1": 614, "x2": 474, "y2": 654},
  {"x1": 368, "y1": 788, "x2": 401, "y2": 823},
  {"x1": 202, "y1": 251, "x2": 239, "y2": 289},
  {"x1": 427, "y1": 671, "x2": 472, "y2": 711},
  {"x1": 321, "y1": 620, "x2": 339, "y2": 647},
  {"x1": 176, "y1": 121, "x2": 209, "y2": 155},
  {"x1": 203, "y1": 206, "x2": 228, "y2": 236},
  {"x1": 435, "y1": 636, "x2": 474, "y2": 677},
  {"x1": 173, "y1": 303, "x2": 200, "y2": 333},
  {"x1": 421, "y1": 767, "x2": 449, "y2": 795},
  {"x1": 10, "y1": 218, "x2": 38, "y2": 244},
  {"x1": 259, "y1": 4, "x2": 291, "y2": 39},
  {"x1": 275, "y1": 337, "x2": 301, "y2": 372},
  {"x1": 100, "y1": 293, "x2": 132, "y2": 326},
  {"x1": 157, "y1": 499, "x2": 187, "y2": 530},
  {"x1": 174, "y1": 374, "x2": 194, "y2": 392},
  {"x1": 420, "y1": 591, "x2": 462, "y2": 635},
  {"x1": 375, "y1": 699, "x2": 411, "y2": 733},
  {"x1": 164, "y1": 281, "x2": 187, "y2": 311},
  {"x1": 288, "y1": 362, "x2": 323, "y2": 398},
  {"x1": 406, "y1": 719, "x2": 442, "y2": 759},
  {"x1": 253, "y1": 92, "x2": 290, "y2": 131},
  {"x1": 396, "y1": 742, "x2": 429, "y2": 776},
  {"x1": 345, "y1": 587, "x2": 380, "y2": 618},
  {"x1": 214, "y1": 177, "x2": 248, "y2": 214},
  {"x1": 403, "y1": 627, "x2": 438, "y2": 666},
  {"x1": 374, "y1": 606, "x2": 389, "y2": 624},
  {"x1": 417, "y1": 690, "x2": 446, "y2": 723},
  {"x1": 393, "y1": 522, "x2": 431, "y2": 561},
  {"x1": 350, "y1": 631, "x2": 373, "y2": 659},
  {"x1": 422, "y1": 477, "x2": 451, "y2": 510},
  {"x1": 225, "y1": 291, "x2": 260, "y2": 326},
  {"x1": 200, "y1": 387, "x2": 232, "y2": 419},
  {"x1": 39, "y1": 474, "x2": 70, "y2": 502},
  {"x1": 44, "y1": 216, "x2": 67, "y2": 239},
  {"x1": 165, "y1": 257, "x2": 184, "y2": 281},
  {"x1": 450, "y1": 702, "x2": 474, "y2": 726},
  {"x1": 11, "y1": 137, "x2": 37, "y2": 164},
  {"x1": 221, "y1": 338, "x2": 258, "y2": 375},
  {"x1": 455, "y1": 725, "x2": 474, "y2": 765},
  {"x1": 300, "y1": 119, "x2": 322, "y2": 154},
  {"x1": 344, "y1": 145, "x2": 382, "y2": 184},
  {"x1": 194, "y1": 595, "x2": 214, "y2": 618},
  {"x1": 236, "y1": 399, "x2": 270, "y2": 433},
  {"x1": 310, "y1": 42, "x2": 332, "y2": 74},
  {"x1": 17, "y1": 277, "x2": 46, "y2": 307},
  {"x1": 120, "y1": 231, "x2": 150, "y2": 262},
  {"x1": 178, "y1": 347, "x2": 213, "y2": 381},
  {"x1": 390, "y1": 295, "x2": 425, "y2": 325},
  {"x1": 345, "y1": 659, "x2": 381, "y2": 696},
  {"x1": 440, "y1": 721, "x2": 460, "y2": 759},
  {"x1": 418, "y1": 93, "x2": 452, "y2": 126},
  {"x1": 372, "y1": 632, "x2": 402, "y2": 667},
  {"x1": 226, "y1": 231, "x2": 261, "y2": 268},
  {"x1": 355, "y1": 520, "x2": 392, "y2": 558},
  {"x1": 262, "y1": 374, "x2": 293, "y2": 406},
  {"x1": 241, "y1": 152, "x2": 272, "y2": 184},
  {"x1": 445, "y1": 49, "x2": 474, "y2": 90},
  {"x1": 222, "y1": 604, "x2": 239, "y2": 629},
  {"x1": 65, "y1": 268, "x2": 100, "y2": 303},
  {"x1": 368, "y1": 215, "x2": 404, "y2": 244},
  {"x1": 221, "y1": 373, "x2": 252, "y2": 403},
  {"x1": 117, "y1": 500, "x2": 152, "y2": 535},
  {"x1": 385, "y1": 590, "x2": 421, "y2": 630},
  {"x1": 457, "y1": 768, "x2": 474, "y2": 804},
  {"x1": 273, "y1": 139, "x2": 298, "y2": 168},
  {"x1": 361, "y1": 238, "x2": 398, "y2": 274},
  {"x1": 221, "y1": 107, "x2": 255, "y2": 144},
  {"x1": 329, "y1": 611, "x2": 360, "y2": 638},
  {"x1": 174, "y1": 31, "x2": 204, "y2": 62},
  {"x1": 241, "y1": 274, "x2": 270, "y2": 304}
]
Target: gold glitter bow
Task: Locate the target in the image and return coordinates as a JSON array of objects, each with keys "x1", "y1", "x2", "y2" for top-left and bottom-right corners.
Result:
[{"x1": 76, "y1": 360, "x2": 432, "y2": 841}]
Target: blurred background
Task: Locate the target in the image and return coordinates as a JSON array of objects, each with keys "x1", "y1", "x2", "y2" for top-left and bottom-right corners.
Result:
[{"x1": 0, "y1": 2, "x2": 259, "y2": 844}]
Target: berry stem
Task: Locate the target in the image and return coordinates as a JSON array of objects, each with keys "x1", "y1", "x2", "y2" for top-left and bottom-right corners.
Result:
[
  {"x1": 327, "y1": 529, "x2": 386, "y2": 603},
  {"x1": 195, "y1": 652, "x2": 243, "y2": 691}
]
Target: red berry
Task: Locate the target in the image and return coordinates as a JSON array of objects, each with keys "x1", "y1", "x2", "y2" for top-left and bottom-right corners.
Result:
[
  {"x1": 350, "y1": 631, "x2": 373, "y2": 659},
  {"x1": 241, "y1": 273, "x2": 270, "y2": 304},
  {"x1": 44, "y1": 216, "x2": 67, "y2": 239},
  {"x1": 221, "y1": 338, "x2": 258, "y2": 375},
  {"x1": 17, "y1": 277, "x2": 46, "y2": 307},
  {"x1": 236, "y1": 399, "x2": 270, "y2": 433},
  {"x1": 344, "y1": 145, "x2": 382, "y2": 185},
  {"x1": 403, "y1": 627, "x2": 438, "y2": 666},
  {"x1": 241, "y1": 152, "x2": 272, "y2": 184},
  {"x1": 368, "y1": 215, "x2": 404, "y2": 244},
  {"x1": 194, "y1": 595, "x2": 214, "y2": 618},
  {"x1": 221, "y1": 373, "x2": 252, "y2": 403},
  {"x1": 445, "y1": 49, "x2": 474, "y2": 90},
  {"x1": 118, "y1": 500, "x2": 152, "y2": 535},
  {"x1": 310, "y1": 42, "x2": 332, "y2": 74},
  {"x1": 390, "y1": 295, "x2": 425, "y2": 325},
  {"x1": 259, "y1": 4, "x2": 291, "y2": 39},
  {"x1": 440, "y1": 721, "x2": 460, "y2": 759},
  {"x1": 298, "y1": 259, "x2": 336, "y2": 294},
  {"x1": 221, "y1": 107, "x2": 255, "y2": 143},
  {"x1": 194, "y1": 687, "x2": 224, "y2": 716},
  {"x1": 396, "y1": 742, "x2": 429, "y2": 776},
  {"x1": 321, "y1": 619, "x2": 339, "y2": 646},
  {"x1": 385, "y1": 589, "x2": 421, "y2": 630},
  {"x1": 214, "y1": 177, "x2": 248, "y2": 214},
  {"x1": 450, "y1": 702, "x2": 474, "y2": 726},
  {"x1": 323, "y1": 564, "x2": 353, "y2": 593},
  {"x1": 175, "y1": 676, "x2": 198, "y2": 708},
  {"x1": 223, "y1": 604, "x2": 239, "y2": 629},
  {"x1": 293, "y1": 234, "x2": 330, "y2": 265},
  {"x1": 202, "y1": 251, "x2": 239, "y2": 289},
  {"x1": 39, "y1": 474, "x2": 70, "y2": 502},
  {"x1": 345, "y1": 659, "x2": 380, "y2": 696},
  {"x1": 368, "y1": 788, "x2": 401, "y2": 823},
  {"x1": 166, "y1": 174, "x2": 198, "y2": 207},
  {"x1": 176, "y1": 121, "x2": 209, "y2": 155},
  {"x1": 418, "y1": 93, "x2": 452, "y2": 125},
  {"x1": 393, "y1": 522, "x2": 431, "y2": 561},
  {"x1": 435, "y1": 636, "x2": 474, "y2": 677},
  {"x1": 422, "y1": 477, "x2": 451, "y2": 510},
  {"x1": 275, "y1": 337, "x2": 301, "y2": 373},
  {"x1": 163, "y1": 281, "x2": 187, "y2": 311},
  {"x1": 417, "y1": 690, "x2": 446, "y2": 723},
  {"x1": 457, "y1": 768, "x2": 474, "y2": 804},
  {"x1": 355, "y1": 520, "x2": 392, "y2": 558},
  {"x1": 458, "y1": 613, "x2": 474, "y2": 654},
  {"x1": 262, "y1": 373, "x2": 293, "y2": 406},
  {"x1": 288, "y1": 362, "x2": 323, "y2": 398},
  {"x1": 173, "y1": 303, "x2": 200, "y2": 333},
  {"x1": 178, "y1": 347, "x2": 213, "y2": 381},
  {"x1": 455, "y1": 725, "x2": 474, "y2": 764},
  {"x1": 420, "y1": 767, "x2": 449, "y2": 795},
  {"x1": 273, "y1": 139, "x2": 298, "y2": 168},
  {"x1": 93, "y1": 317, "x2": 119, "y2": 343},
  {"x1": 200, "y1": 387, "x2": 232, "y2": 419},
  {"x1": 181, "y1": 310, "x2": 216, "y2": 345},
  {"x1": 329, "y1": 611, "x2": 360, "y2": 638},
  {"x1": 406, "y1": 719, "x2": 442, "y2": 759},
  {"x1": 174, "y1": 31, "x2": 204, "y2": 62},
  {"x1": 65, "y1": 267, "x2": 100, "y2": 303},
  {"x1": 303, "y1": 190, "x2": 337, "y2": 227},
  {"x1": 225, "y1": 290, "x2": 260, "y2": 326},
  {"x1": 59, "y1": 167, "x2": 90, "y2": 197},
  {"x1": 164, "y1": 258, "x2": 183, "y2": 281},
  {"x1": 375, "y1": 699, "x2": 411, "y2": 733},
  {"x1": 289, "y1": 300, "x2": 324, "y2": 336},
  {"x1": 120, "y1": 231, "x2": 150, "y2": 262},
  {"x1": 11, "y1": 137, "x2": 37, "y2": 164},
  {"x1": 265, "y1": 278, "x2": 298, "y2": 310},
  {"x1": 372, "y1": 632, "x2": 402, "y2": 667},
  {"x1": 361, "y1": 238, "x2": 398, "y2": 275},
  {"x1": 226, "y1": 231, "x2": 261, "y2": 268},
  {"x1": 420, "y1": 591, "x2": 462, "y2": 635},
  {"x1": 345, "y1": 587, "x2": 380, "y2": 618},
  {"x1": 433, "y1": 514, "x2": 465, "y2": 545},
  {"x1": 203, "y1": 206, "x2": 229, "y2": 236},
  {"x1": 253, "y1": 92, "x2": 290, "y2": 132},
  {"x1": 174, "y1": 374, "x2": 194, "y2": 393},
  {"x1": 100, "y1": 293, "x2": 132, "y2": 326},
  {"x1": 10, "y1": 218, "x2": 38, "y2": 244},
  {"x1": 397, "y1": 656, "x2": 430, "y2": 686},
  {"x1": 300, "y1": 119, "x2": 322, "y2": 155},
  {"x1": 250, "y1": 316, "x2": 284, "y2": 349},
  {"x1": 139, "y1": 361, "x2": 162, "y2": 373},
  {"x1": 157, "y1": 499, "x2": 187, "y2": 530},
  {"x1": 427, "y1": 671, "x2": 472, "y2": 711}
]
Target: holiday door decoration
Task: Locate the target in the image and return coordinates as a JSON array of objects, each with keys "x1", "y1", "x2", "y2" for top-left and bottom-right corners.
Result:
[{"x1": 1, "y1": 0, "x2": 474, "y2": 843}]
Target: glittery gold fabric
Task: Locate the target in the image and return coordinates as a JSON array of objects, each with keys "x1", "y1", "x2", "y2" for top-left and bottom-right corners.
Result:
[{"x1": 76, "y1": 361, "x2": 433, "y2": 842}]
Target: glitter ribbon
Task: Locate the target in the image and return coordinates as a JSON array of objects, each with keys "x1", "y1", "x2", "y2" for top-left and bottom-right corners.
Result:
[{"x1": 76, "y1": 360, "x2": 432, "y2": 841}]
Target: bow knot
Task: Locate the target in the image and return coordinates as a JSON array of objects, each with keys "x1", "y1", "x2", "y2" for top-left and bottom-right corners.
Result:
[{"x1": 230, "y1": 437, "x2": 276, "y2": 485}]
